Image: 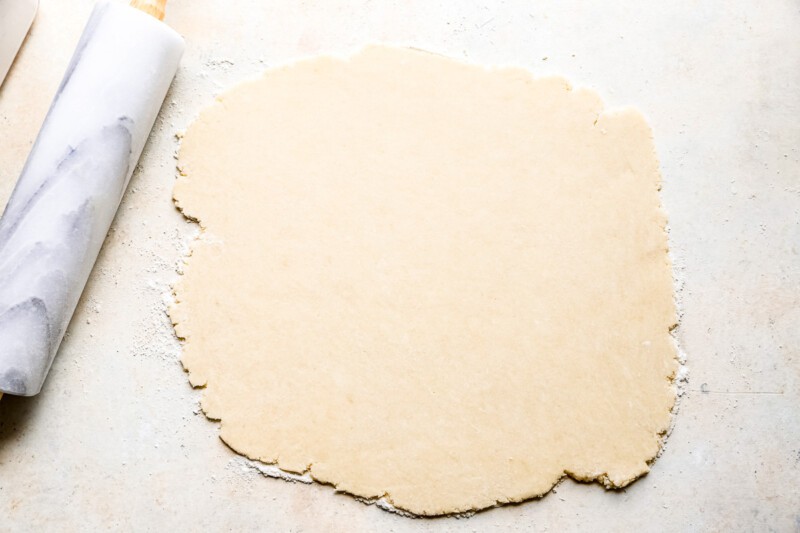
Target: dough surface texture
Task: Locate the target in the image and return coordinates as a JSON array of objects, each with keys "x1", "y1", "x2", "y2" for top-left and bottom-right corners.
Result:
[{"x1": 171, "y1": 46, "x2": 678, "y2": 516}]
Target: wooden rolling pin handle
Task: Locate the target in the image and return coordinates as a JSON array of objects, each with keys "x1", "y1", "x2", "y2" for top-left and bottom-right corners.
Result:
[{"x1": 130, "y1": 0, "x2": 167, "y2": 21}]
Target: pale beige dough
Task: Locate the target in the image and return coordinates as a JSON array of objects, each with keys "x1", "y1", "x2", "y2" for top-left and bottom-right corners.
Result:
[{"x1": 171, "y1": 46, "x2": 678, "y2": 516}]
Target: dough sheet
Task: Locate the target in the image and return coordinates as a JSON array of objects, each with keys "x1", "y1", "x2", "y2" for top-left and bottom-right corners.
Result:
[{"x1": 171, "y1": 47, "x2": 678, "y2": 516}]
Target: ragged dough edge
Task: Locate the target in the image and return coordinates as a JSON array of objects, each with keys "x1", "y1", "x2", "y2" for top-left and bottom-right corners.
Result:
[{"x1": 168, "y1": 45, "x2": 687, "y2": 517}]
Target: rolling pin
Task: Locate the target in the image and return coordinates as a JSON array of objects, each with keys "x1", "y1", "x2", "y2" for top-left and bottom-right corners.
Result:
[
  {"x1": 0, "y1": 0, "x2": 39, "y2": 86},
  {"x1": 0, "y1": 0, "x2": 184, "y2": 397}
]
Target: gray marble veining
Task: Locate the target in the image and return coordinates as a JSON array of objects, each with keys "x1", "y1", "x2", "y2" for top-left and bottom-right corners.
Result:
[{"x1": 0, "y1": 0, "x2": 184, "y2": 396}]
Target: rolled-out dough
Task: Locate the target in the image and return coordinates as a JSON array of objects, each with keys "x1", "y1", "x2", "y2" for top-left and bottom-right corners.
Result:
[{"x1": 171, "y1": 46, "x2": 678, "y2": 516}]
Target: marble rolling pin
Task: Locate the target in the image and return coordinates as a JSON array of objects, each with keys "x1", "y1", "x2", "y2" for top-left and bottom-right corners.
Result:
[
  {"x1": 0, "y1": 0, "x2": 183, "y2": 397},
  {"x1": 0, "y1": 0, "x2": 39, "y2": 86}
]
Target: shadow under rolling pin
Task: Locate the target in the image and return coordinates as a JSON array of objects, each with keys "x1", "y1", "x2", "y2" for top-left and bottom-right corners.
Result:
[{"x1": 0, "y1": 0, "x2": 184, "y2": 397}]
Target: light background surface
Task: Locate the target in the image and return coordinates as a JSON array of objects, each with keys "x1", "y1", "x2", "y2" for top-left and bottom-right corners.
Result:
[{"x1": 1, "y1": 0, "x2": 798, "y2": 531}]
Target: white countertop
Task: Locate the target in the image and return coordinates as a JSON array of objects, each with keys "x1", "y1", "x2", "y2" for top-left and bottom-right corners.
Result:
[{"x1": 1, "y1": 0, "x2": 798, "y2": 530}]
